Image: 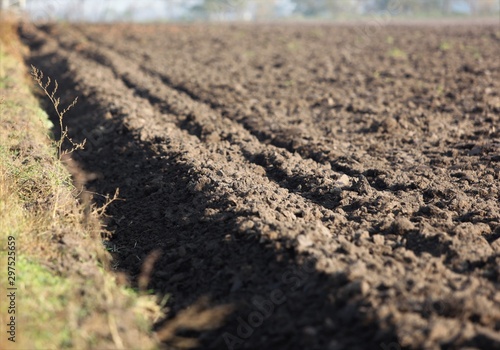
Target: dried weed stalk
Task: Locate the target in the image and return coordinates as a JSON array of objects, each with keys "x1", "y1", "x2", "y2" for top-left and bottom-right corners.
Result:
[
  {"x1": 31, "y1": 65, "x2": 86, "y2": 159},
  {"x1": 90, "y1": 188, "x2": 122, "y2": 217}
]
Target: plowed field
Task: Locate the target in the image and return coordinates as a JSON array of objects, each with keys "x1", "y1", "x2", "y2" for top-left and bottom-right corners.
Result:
[{"x1": 21, "y1": 21, "x2": 500, "y2": 350}]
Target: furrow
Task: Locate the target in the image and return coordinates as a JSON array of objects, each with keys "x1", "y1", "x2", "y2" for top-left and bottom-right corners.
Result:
[
  {"x1": 22, "y1": 22, "x2": 500, "y2": 350},
  {"x1": 49, "y1": 24, "x2": 366, "y2": 214},
  {"x1": 29, "y1": 24, "x2": 348, "y2": 252},
  {"x1": 73, "y1": 24, "x2": 364, "y2": 177}
]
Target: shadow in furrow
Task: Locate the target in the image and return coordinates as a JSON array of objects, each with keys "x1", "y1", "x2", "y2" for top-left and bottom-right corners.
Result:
[{"x1": 22, "y1": 23, "x2": 399, "y2": 350}]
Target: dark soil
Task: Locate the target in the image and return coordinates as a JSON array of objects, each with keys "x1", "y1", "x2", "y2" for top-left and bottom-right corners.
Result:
[{"x1": 21, "y1": 21, "x2": 500, "y2": 350}]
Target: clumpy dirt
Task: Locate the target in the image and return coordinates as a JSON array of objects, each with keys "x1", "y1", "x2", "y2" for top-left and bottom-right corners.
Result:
[{"x1": 20, "y1": 20, "x2": 500, "y2": 350}]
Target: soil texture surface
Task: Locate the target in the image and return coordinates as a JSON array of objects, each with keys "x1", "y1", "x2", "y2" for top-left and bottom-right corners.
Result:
[{"x1": 21, "y1": 21, "x2": 500, "y2": 350}]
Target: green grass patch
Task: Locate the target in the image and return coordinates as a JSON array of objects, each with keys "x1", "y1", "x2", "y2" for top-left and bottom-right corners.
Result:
[
  {"x1": 439, "y1": 41, "x2": 453, "y2": 51},
  {"x1": 0, "y1": 17, "x2": 159, "y2": 350},
  {"x1": 388, "y1": 48, "x2": 408, "y2": 60},
  {"x1": 16, "y1": 256, "x2": 73, "y2": 349}
]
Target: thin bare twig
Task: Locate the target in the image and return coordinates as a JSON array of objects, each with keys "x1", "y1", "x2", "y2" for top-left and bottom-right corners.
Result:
[{"x1": 31, "y1": 65, "x2": 85, "y2": 159}]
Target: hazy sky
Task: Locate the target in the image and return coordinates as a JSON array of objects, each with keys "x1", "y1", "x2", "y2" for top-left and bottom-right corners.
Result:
[
  {"x1": 26, "y1": 0, "x2": 201, "y2": 21},
  {"x1": 25, "y1": 0, "x2": 295, "y2": 21},
  {"x1": 23, "y1": 0, "x2": 486, "y2": 21}
]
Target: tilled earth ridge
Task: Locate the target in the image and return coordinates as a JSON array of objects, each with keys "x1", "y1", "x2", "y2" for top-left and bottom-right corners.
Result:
[{"x1": 21, "y1": 22, "x2": 500, "y2": 350}]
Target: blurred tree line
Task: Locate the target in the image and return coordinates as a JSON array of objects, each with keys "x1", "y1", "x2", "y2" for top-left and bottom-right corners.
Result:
[
  {"x1": 190, "y1": 0, "x2": 499, "y2": 19},
  {"x1": 20, "y1": 0, "x2": 500, "y2": 21}
]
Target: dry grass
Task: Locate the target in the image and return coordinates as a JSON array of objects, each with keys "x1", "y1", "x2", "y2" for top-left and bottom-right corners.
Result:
[
  {"x1": 30, "y1": 65, "x2": 85, "y2": 159},
  {"x1": 0, "y1": 16, "x2": 161, "y2": 349}
]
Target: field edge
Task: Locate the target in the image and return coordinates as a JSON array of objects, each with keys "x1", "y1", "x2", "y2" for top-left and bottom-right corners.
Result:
[{"x1": 0, "y1": 16, "x2": 160, "y2": 350}]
